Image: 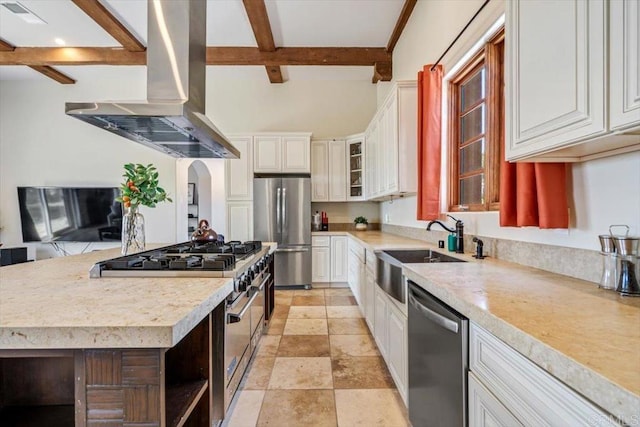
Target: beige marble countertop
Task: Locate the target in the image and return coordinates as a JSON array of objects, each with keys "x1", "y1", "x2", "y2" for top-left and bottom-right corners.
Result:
[
  {"x1": 0, "y1": 247, "x2": 234, "y2": 349},
  {"x1": 346, "y1": 231, "x2": 640, "y2": 422}
]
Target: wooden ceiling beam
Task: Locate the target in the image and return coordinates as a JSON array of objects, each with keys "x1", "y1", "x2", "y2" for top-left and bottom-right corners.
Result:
[
  {"x1": 28, "y1": 66, "x2": 76, "y2": 84},
  {"x1": 0, "y1": 47, "x2": 391, "y2": 67},
  {"x1": 1, "y1": 37, "x2": 75, "y2": 84},
  {"x1": 0, "y1": 38, "x2": 15, "y2": 51},
  {"x1": 71, "y1": 0, "x2": 145, "y2": 52},
  {"x1": 386, "y1": 0, "x2": 417, "y2": 53},
  {"x1": 242, "y1": 0, "x2": 283, "y2": 83}
]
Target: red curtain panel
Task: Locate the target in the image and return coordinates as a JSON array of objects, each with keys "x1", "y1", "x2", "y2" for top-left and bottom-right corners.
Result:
[
  {"x1": 500, "y1": 161, "x2": 569, "y2": 229},
  {"x1": 417, "y1": 64, "x2": 444, "y2": 221}
]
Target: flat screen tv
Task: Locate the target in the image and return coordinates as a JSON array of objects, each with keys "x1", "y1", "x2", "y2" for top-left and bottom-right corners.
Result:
[{"x1": 17, "y1": 187, "x2": 122, "y2": 243}]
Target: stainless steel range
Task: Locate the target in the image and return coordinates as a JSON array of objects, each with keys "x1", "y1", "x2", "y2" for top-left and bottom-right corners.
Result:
[{"x1": 89, "y1": 240, "x2": 274, "y2": 415}]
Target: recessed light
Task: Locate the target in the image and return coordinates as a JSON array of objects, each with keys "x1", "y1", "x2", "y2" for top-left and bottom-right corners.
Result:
[
  {"x1": 0, "y1": 1, "x2": 47, "y2": 25},
  {"x1": 54, "y1": 38, "x2": 65, "y2": 46}
]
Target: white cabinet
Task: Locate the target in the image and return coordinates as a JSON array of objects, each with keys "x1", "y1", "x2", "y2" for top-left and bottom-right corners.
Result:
[
  {"x1": 506, "y1": 0, "x2": 640, "y2": 162},
  {"x1": 610, "y1": 0, "x2": 640, "y2": 132},
  {"x1": 347, "y1": 238, "x2": 365, "y2": 305},
  {"x1": 346, "y1": 134, "x2": 365, "y2": 200},
  {"x1": 311, "y1": 140, "x2": 347, "y2": 202},
  {"x1": 254, "y1": 133, "x2": 311, "y2": 173},
  {"x1": 469, "y1": 323, "x2": 620, "y2": 426},
  {"x1": 226, "y1": 202, "x2": 253, "y2": 242},
  {"x1": 330, "y1": 236, "x2": 348, "y2": 282},
  {"x1": 311, "y1": 141, "x2": 329, "y2": 201},
  {"x1": 364, "y1": 81, "x2": 417, "y2": 200},
  {"x1": 364, "y1": 269, "x2": 376, "y2": 332},
  {"x1": 312, "y1": 247, "x2": 331, "y2": 283},
  {"x1": 225, "y1": 136, "x2": 253, "y2": 201},
  {"x1": 312, "y1": 236, "x2": 331, "y2": 283},
  {"x1": 373, "y1": 286, "x2": 389, "y2": 359},
  {"x1": 312, "y1": 235, "x2": 347, "y2": 283},
  {"x1": 387, "y1": 300, "x2": 408, "y2": 404},
  {"x1": 468, "y1": 372, "x2": 522, "y2": 427}
]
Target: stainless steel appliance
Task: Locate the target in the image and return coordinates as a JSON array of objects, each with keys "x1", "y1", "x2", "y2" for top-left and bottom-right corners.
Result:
[
  {"x1": 65, "y1": 0, "x2": 239, "y2": 159},
  {"x1": 253, "y1": 176, "x2": 312, "y2": 289},
  {"x1": 408, "y1": 280, "x2": 468, "y2": 427}
]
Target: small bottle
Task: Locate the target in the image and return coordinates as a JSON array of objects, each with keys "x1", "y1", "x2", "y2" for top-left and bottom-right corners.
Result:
[{"x1": 447, "y1": 233, "x2": 457, "y2": 252}]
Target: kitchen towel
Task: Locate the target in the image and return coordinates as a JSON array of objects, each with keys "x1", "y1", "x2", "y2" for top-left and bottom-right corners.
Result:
[
  {"x1": 500, "y1": 161, "x2": 569, "y2": 229},
  {"x1": 417, "y1": 64, "x2": 443, "y2": 221}
]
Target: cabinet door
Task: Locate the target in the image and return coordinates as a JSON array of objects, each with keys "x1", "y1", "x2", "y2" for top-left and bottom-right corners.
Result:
[
  {"x1": 346, "y1": 135, "x2": 365, "y2": 201},
  {"x1": 387, "y1": 301, "x2": 407, "y2": 405},
  {"x1": 328, "y1": 140, "x2": 347, "y2": 201},
  {"x1": 364, "y1": 270, "x2": 376, "y2": 333},
  {"x1": 226, "y1": 202, "x2": 253, "y2": 242},
  {"x1": 330, "y1": 236, "x2": 348, "y2": 282},
  {"x1": 365, "y1": 122, "x2": 378, "y2": 199},
  {"x1": 374, "y1": 286, "x2": 389, "y2": 360},
  {"x1": 225, "y1": 136, "x2": 253, "y2": 201},
  {"x1": 282, "y1": 136, "x2": 310, "y2": 173},
  {"x1": 610, "y1": 0, "x2": 640, "y2": 131},
  {"x1": 254, "y1": 136, "x2": 281, "y2": 173},
  {"x1": 384, "y1": 94, "x2": 399, "y2": 193},
  {"x1": 506, "y1": 0, "x2": 606, "y2": 160},
  {"x1": 468, "y1": 372, "x2": 523, "y2": 427},
  {"x1": 347, "y1": 250, "x2": 360, "y2": 299},
  {"x1": 312, "y1": 247, "x2": 331, "y2": 283},
  {"x1": 311, "y1": 141, "x2": 329, "y2": 202}
]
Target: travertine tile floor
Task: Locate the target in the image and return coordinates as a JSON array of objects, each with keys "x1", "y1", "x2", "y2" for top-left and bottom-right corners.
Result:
[{"x1": 224, "y1": 287, "x2": 410, "y2": 427}]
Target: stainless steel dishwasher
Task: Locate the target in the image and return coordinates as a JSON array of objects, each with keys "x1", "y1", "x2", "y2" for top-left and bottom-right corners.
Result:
[{"x1": 408, "y1": 280, "x2": 468, "y2": 426}]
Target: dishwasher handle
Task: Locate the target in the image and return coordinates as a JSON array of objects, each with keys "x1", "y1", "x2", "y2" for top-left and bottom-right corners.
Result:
[
  {"x1": 228, "y1": 291, "x2": 259, "y2": 324},
  {"x1": 409, "y1": 293, "x2": 459, "y2": 334}
]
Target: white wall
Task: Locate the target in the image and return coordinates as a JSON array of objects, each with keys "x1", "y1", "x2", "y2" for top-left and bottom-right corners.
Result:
[
  {"x1": 0, "y1": 67, "x2": 377, "y2": 258},
  {"x1": 381, "y1": 0, "x2": 640, "y2": 251}
]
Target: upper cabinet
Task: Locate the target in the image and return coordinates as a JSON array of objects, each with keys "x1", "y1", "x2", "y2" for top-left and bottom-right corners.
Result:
[
  {"x1": 365, "y1": 81, "x2": 417, "y2": 200},
  {"x1": 311, "y1": 139, "x2": 347, "y2": 202},
  {"x1": 254, "y1": 133, "x2": 311, "y2": 173},
  {"x1": 346, "y1": 134, "x2": 365, "y2": 201},
  {"x1": 225, "y1": 135, "x2": 253, "y2": 201},
  {"x1": 610, "y1": 0, "x2": 640, "y2": 132},
  {"x1": 506, "y1": 0, "x2": 640, "y2": 162}
]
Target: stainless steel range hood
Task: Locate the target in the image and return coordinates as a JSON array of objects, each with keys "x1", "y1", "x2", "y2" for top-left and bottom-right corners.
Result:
[{"x1": 65, "y1": 0, "x2": 239, "y2": 159}]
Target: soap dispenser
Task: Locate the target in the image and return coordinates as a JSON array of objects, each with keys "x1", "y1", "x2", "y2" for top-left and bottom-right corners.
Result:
[{"x1": 447, "y1": 233, "x2": 457, "y2": 252}]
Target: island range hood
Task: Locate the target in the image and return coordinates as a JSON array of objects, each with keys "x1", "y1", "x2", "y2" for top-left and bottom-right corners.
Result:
[{"x1": 65, "y1": 0, "x2": 239, "y2": 159}]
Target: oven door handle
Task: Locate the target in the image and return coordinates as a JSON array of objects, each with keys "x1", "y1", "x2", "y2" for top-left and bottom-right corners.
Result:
[
  {"x1": 408, "y1": 293, "x2": 459, "y2": 334},
  {"x1": 252, "y1": 273, "x2": 271, "y2": 292},
  {"x1": 227, "y1": 291, "x2": 260, "y2": 324}
]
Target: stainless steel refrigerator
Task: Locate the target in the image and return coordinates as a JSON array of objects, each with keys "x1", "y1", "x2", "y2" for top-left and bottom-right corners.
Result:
[{"x1": 253, "y1": 176, "x2": 312, "y2": 289}]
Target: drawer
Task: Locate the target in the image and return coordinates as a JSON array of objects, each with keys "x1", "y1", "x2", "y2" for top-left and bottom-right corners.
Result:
[
  {"x1": 312, "y1": 236, "x2": 330, "y2": 247},
  {"x1": 348, "y1": 239, "x2": 365, "y2": 262},
  {"x1": 469, "y1": 324, "x2": 619, "y2": 426}
]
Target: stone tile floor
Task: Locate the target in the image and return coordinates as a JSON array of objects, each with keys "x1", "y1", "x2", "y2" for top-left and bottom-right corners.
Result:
[{"x1": 223, "y1": 287, "x2": 410, "y2": 427}]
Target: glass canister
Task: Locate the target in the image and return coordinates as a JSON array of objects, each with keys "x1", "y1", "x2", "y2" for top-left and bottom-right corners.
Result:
[
  {"x1": 598, "y1": 234, "x2": 617, "y2": 290},
  {"x1": 612, "y1": 234, "x2": 640, "y2": 296}
]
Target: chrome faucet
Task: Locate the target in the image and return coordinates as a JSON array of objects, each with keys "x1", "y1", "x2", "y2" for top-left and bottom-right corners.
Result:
[{"x1": 426, "y1": 215, "x2": 464, "y2": 254}]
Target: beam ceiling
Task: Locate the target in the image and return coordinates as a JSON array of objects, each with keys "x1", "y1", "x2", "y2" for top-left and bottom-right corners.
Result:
[
  {"x1": 242, "y1": 0, "x2": 283, "y2": 83},
  {"x1": 0, "y1": 38, "x2": 75, "y2": 84}
]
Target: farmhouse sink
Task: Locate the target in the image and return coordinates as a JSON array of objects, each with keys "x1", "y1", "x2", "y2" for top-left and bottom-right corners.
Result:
[
  {"x1": 375, "y1": 249, "x2": 465, "y2": 304},
  {"x1": 381, "y1": 249, "x2": 466, "y2": 264}
]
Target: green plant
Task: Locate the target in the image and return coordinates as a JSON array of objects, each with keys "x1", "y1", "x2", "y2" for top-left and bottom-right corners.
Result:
[
  {"x1": 354, "y1": 216, "x2": 368, "y2": 224},
  {"x1": 115, "y1": 163, "x2": 172, "y2": 210}
]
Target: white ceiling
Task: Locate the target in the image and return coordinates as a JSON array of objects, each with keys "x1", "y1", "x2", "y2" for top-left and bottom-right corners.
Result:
[{"x1": 0, "y1": 0, "x2": 405, "y2": 82}]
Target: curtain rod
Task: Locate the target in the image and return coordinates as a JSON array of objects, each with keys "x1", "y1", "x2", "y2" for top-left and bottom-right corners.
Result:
[{"x1": 430, "y1": 0, "x2": 491, "y2": 71}]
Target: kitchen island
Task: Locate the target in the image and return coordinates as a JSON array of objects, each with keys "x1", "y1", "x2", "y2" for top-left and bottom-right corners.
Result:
[
  {"x1": 324, "y1": 230, "x2": 640, "y2": 424},
  {"x1": 0, "y1": 246, "x2": 268, "y2": 426}
]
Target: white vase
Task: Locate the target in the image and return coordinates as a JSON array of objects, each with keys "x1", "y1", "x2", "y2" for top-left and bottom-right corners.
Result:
[
  {"x1": 121, "y1": 207, "x2": 145, "y2": 255},
  {"x1": 355, "y1": 223, "x2": 367, "y2": 231}
]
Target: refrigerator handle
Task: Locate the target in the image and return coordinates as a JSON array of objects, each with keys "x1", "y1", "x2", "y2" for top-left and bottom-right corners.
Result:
[
  {"x1": 276, "y1": 187, "x2": 282, "y2": 233},
  {"x1": 282, "y1": 187, "x2": 287, "y2": 229}
]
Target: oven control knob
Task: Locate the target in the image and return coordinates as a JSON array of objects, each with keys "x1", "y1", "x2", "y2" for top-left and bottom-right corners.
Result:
[{"x1": 238, "y1": 275, "x2": 248, "y2": 292}]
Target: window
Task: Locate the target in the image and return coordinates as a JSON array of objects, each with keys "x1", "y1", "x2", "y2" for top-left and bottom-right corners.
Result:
[{"x1": 448, "y1": 29, "x2": 504, "y2": 212}]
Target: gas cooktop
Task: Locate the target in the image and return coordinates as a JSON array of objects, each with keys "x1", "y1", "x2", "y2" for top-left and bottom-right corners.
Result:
[{"x1": 89, "y1": 241, "x2": 264, "y2": 278}]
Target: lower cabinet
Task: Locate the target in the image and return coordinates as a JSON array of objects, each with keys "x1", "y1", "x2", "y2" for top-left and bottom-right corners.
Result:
[
  {"x1": 312, "y1": 246, "x2": 331, "y2": 282},
  {"x1": 311, "y1": 235, "x2": 347, "y2": 283},
  {"x1": 469, "y1": 323, "x2": 620, "y2": 426},
  {"x1": 386, "y1": 300, "x2": 408, "y2": 404},
  {"x1": 226, "y1": 201, "x2": 253, "y2": 242},
  {"x1": 468, "y1": 372, "x2": 522, "y2": 427},
  {"x1": 373, "y1": 286, "x2": 389, "y2": 359},
  {"x1": 364, "y1": 268, "x2": 376, "y2": 331}
]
